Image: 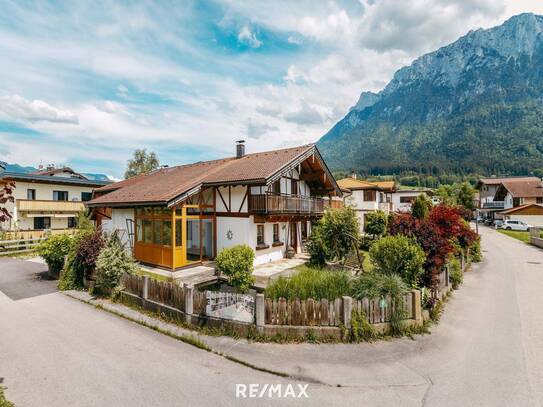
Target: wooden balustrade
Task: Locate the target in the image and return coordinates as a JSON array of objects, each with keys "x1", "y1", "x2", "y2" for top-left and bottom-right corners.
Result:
[{"x1": 248, "y1": 193, "x2": 326, "y2": 214}]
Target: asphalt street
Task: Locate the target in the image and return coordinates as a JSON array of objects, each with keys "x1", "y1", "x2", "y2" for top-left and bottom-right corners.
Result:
[{"x1": 1, "y1": 227, "x2": 542, "y2": 406}]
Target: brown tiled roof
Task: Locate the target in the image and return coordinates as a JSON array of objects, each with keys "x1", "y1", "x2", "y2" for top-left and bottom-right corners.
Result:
[
  {"x1": 337, "y1": 178, "x2": 396, "y2": 192},
  {"x1": 88, "y1": 144, "x2": 323, "y2": 206},
  {"x1": 477, "y1": 176, "x2": 540, "y2": 186},
  {"x1": 501, "y1": 180, "x2": 543, "y2": 198}
]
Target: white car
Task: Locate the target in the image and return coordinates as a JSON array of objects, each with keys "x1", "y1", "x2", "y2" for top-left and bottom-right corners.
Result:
[{"x1": 502, "y1": 220, "x2": 532, "y2": 231}]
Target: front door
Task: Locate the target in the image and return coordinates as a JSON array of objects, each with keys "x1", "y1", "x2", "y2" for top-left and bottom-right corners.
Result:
[{"x1": 289, "y1": 222, "x2": 297, "y2": 251}]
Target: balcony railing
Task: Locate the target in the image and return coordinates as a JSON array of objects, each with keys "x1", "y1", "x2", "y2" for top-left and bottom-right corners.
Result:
[
  {"x1": 482, "y1": 201, "x2": 505, "y2": 209},
  {"x1": 17, "y1": 199, "x2": 85, "y2": 213},
  {"x1": 248, "y1": 193, "x2": 325, "y2": 215}
]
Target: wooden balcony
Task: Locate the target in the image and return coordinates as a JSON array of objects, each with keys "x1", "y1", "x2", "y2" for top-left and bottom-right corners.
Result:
[
  {"x1": 248, "y1": 193, "x2": 325, "y2": 215},
  {"x1": 17, "y1": 199, "x2": 85, "y2": 213}
]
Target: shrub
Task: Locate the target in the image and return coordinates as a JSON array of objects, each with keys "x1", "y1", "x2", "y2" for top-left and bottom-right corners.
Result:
[
  {"x1": 76, "y1": 229, "x2": 106, "y2": 278},
  {"x1": 306, "y1": 224, "x2": 328, "y2": 267},
  {"x1": 411, "y1": 194, "x2": 432, "y2": 220},
  {"x1": 319, "y1": 207, "x2": 360, "y2": 263},
  {"x1": 265, "y1": 266, "x2": 351, "y2": 300},
  {"x1": 364, "y1": 210, "x2": 388, "y2": 238},
  {"x1": 215, "y1": 245, "x2": 255, "y2": 293},
  {"x1": 351, "y1": 273, "x2": 408, "y2": 336},
  {"x1": 93, "y1": 232, "x2": 139, "y2": 295},
  {"x1": 38, "y1": 234, "x2": 73, "y2": 276},
  {"x1": 349, "y1": 309, "x2": 377, "y2": 342},
  {"x1": 369, "y1": 235, "x2": 426, "y2": 287},
  {"x1": 470, "y1": 237, "x2": 482, "y2": 262},
  {"x1": 449, "y1": 258, "x2": 463, "y2": 289}
]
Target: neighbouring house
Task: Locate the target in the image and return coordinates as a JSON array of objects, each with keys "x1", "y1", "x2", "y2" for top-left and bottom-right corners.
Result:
[
  {"x1": 391, "y1": 189, "x2": 433, "y2": 212},
  {"x1": 337, "y1": 175, "x2": 395, "y2": 231},
  {"x1": 475, "y1": 176, "x2": 542, "y2": 220},
  {"x1": 494, "y1": 179, "x2": 543, "y2": 210},
  {"x1": 498, "y1": 204, "x2": 543, "y2": 227},
  {"x1": 0, "y1": 166, "x2": 111, "y2": 233},
  {"x1": 85, "y1": 142, "x2": 342, "y2": 270}
]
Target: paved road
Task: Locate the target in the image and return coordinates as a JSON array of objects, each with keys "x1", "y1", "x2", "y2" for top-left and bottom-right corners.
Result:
[{"x1": 1, "y1": 227, "x2": 542, "y2": 406}]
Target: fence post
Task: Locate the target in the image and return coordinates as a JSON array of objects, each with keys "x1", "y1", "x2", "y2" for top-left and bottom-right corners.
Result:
[
  {"x1": 184, "y1": 284, "x2": 194, "y2": 323},
  {"x1": 342, "y1": 296, "x2": 352, "y2": 328},
  {"x1": 445, "y1": 265, "x2": 450, "y2": 288},
  {"x1": 412, "y1": 290, "x2": 422, "y2": 322},
  {"x1": 460, "y1": 254, "x2": 465, "y2": 272},
  {"x1": 256, "y1": 294, "x2": 265, "y2": 331},
  {"x1": 142, "y1": 275, "x2": 149, "y2": 300}
]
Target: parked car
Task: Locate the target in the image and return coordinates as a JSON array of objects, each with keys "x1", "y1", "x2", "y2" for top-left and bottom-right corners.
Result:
[
  {"x1": 502, "y1": 220, "x2": 532, "y2": 231},
  {"x1": 494, "y1": 220, "x2": 504, "y2": 229}
]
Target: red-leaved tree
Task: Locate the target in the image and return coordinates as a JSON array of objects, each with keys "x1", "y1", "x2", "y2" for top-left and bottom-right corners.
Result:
[{"x1": 0, "y1": 181, "x2": 15, "y2": 223}]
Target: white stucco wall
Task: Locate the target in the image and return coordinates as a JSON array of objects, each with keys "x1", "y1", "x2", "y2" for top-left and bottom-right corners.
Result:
[
  {"x1": 216, "y1": 185, "x2": 247, "y2": 212},
  {"x1": 101, "y1": 208, "x2": 134, "y2": 249},
  {"x1": 391, "y1": 191, "x2": 427, "y2": 213}
]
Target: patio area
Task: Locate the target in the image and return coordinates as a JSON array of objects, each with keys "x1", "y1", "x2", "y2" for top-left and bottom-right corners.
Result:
[{"x1": 139, "y1": 255, "x2": 308, "y2": 289}]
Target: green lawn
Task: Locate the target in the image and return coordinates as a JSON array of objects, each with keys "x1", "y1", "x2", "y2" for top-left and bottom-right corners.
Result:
[{"x1": 497, "y1": 229, "x2": 533, "y2": 243}]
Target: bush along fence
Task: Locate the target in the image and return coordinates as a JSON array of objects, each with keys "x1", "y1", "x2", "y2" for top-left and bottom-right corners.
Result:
[{"x1": 119, "y1": 274, "x2": 433, "y2": 341}]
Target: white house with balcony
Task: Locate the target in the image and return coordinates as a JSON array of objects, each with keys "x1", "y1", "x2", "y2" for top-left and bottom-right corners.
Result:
[
  {"x1": 337, "y1": 176, "x2": 395, "y2": 232},
  {"x1": 86, "y1": 142, "x2": 342, "y2": 270},
  {"x1": 475, "y1": 176, "x2": 542, "y2": 220},
  {"x1": 0, "y1": 166, "x2": 111, "y2": 234}
]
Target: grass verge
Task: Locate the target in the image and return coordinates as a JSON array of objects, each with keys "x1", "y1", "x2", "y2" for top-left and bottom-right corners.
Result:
[
  {"x1": 497, "y1": 229, "x2": 531, "y2": 243},
  {"x1": 0, "y1": 384, "x2": 15, "y2": 407}
]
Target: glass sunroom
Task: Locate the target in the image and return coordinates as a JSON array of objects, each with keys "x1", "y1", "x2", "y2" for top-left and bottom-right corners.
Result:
[{"x1": 133, "y1": 190, "x2": 215, "y2": 269}]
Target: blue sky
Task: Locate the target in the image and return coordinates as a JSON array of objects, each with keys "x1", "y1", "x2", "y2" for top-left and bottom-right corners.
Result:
[{"x1": 0, "y1": 0, "x2": 541, "y2": 179}]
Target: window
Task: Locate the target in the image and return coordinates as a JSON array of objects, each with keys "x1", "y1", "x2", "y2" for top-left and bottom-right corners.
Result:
[
  {"x1": 27, "y1": 189, "x2": 36, "y2": 200},
  {"x1": 34, "y1": 217, "x2": 51, "y2": 230},
  {"x1": 291, "y1": 180, "x2": 298, "y2": 195},
  {"x1": 81, "y1": 192, "x2": 92, "y2": 201},
  {"x1": 537, "y1": 197, "x2": 543, "y2": 204},
  {"x1": 272, "y1": 180, "x2": 281, "y2": 194},
  {"x1": 153, "y1": 220, "x2": 163, "y2": 245},
  {"x1": 67, "y1": 217, "x2": 77, "y2": 228},
  {"x1": 136, "y1": 219, "x2": 143, "y2": 242},
  {"x1": 163, "y1": 220, "x2": 172, "y2": 246},
  {"x1": 257, "y1": 224, "x2": 265, "y2": 246},
  {"x1": 363, "y1": 190, "x2": 376, "y2": 201},
  {"x1": 175, "y1": 219, "x2": 183, "y2": 246},
  {"x1": 400, "y1": 196, "x2": 416, "y2": 204},
  {"x1": 301, "y1": 221, "x2": 308, "y2": 241},
  {"x1": 53, "y1": 190, "x2": 68, "y2": 201},
  {"x1": 273, "y1": 224, "x2": 280, "y2": 243},
  {"x1": 143, "y1": 220, "x2": 152, "y2": 243}
]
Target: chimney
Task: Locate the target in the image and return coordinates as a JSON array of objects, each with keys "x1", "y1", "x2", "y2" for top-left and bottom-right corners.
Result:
[
  {"x1": 351, "y1": 170, "x2": 357, "y2": 180},
  {"x1": 236, "y1": 140, "x2": 245, "y2": 159}
]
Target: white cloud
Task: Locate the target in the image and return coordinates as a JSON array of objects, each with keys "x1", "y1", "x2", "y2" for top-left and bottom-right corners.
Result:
[
  {"x1": 237, "y1": 25, "x2": 262, "y2": 48},
  {"x1": 245, "y1": 118, "x2": 278, "y2": 139},
  {"x1": 0, "y1": 94, "x2": 78, "y2": 124}
]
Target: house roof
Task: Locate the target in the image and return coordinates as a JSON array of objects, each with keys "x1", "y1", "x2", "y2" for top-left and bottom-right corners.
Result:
[
  {"x1": 476, "y1": 176, "x2": 540, "y2": 188},
  {"x1": 0, "y1": 172, "x2": 111, "y2": 188},
  {"x1": 87, "y1": 144, "x2": 340, "y2": 207},
  {"x1": 498, "y1": 180, "x2": 543, "y2": 198},
  {"x1": 337, "y1": 178, "x2": 396, "y2": 192},
  {"x1": 499, "y1": 204, "x2": 543, "y2": 215},
  {"x1": 30, "y1": 166, "x2": 86, "y2": 179}
]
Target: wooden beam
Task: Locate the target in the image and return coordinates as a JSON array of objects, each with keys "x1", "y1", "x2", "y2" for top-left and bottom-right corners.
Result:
[
  {"x1": 217, "y1": 187, "x2": 229, "y2": 212},
  {"x1": 239, "y1": 188, "x2": 248, "y2": 213}
]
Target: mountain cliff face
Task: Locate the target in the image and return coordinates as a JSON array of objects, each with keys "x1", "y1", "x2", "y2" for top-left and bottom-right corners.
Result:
[{"x1": 318, "y1": 13, "x2": 543, "y2": 177}]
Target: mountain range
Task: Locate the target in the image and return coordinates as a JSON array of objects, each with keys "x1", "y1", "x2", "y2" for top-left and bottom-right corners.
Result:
[
  {"x1": 0, "y1": 162, "x2": 110, "y2": 181},
  {"x1": 318, "y1": 13, "x2": 543, "y2": 179}
]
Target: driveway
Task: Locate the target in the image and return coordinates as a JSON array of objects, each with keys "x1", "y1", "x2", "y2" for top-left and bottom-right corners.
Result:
[
  {"x1": 1, "y1": 227, "x2": 543, "y2": 406},
  {"x1": 0, "y1": 257, "x2": 55, "y2": 301}
]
